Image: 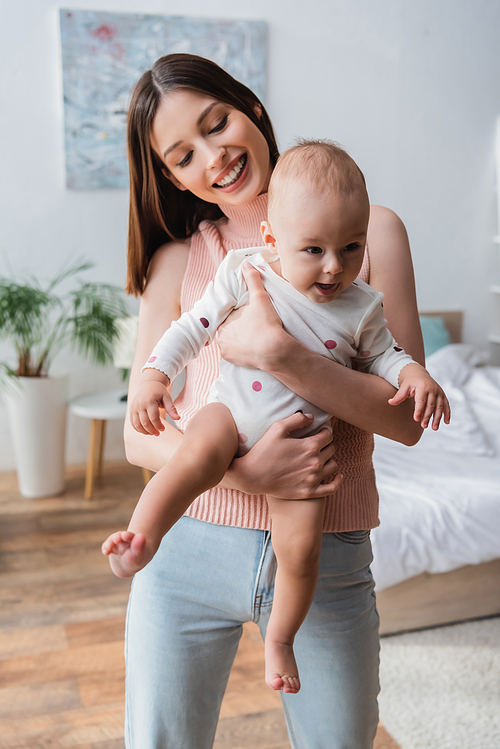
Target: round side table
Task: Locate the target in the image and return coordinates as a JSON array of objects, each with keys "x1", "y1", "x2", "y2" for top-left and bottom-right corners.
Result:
[{"x1": 70, "y1": 389, "x2": 152, "y2": 498}]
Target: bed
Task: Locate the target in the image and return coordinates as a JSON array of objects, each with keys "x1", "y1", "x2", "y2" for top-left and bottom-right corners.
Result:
[{"x1": 372, "y1": 311, "x2": 500, "y2": 634}]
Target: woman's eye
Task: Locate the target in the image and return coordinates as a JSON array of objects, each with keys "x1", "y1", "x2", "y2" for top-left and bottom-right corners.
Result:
[
  {"x1": 344, "y1": 243, "x2": 360, "y2": 252},
  {"x1": 177, "y1": 151, "x2": 193, "y2": 168},
  {"x1": 210, "y1": 114, "x2": 229, "y2": 134},
  {"x1": 306, "y1": 246, "x2": 323, "y2": 254}
]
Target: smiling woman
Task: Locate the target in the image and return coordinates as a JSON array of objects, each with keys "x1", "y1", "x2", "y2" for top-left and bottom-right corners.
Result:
[
  {"x1": 121, "y1": 53, "x2": 425, "y2": 749},
  {"x1": 125, "y1": 55, "x2": 279, "y2": 297}
]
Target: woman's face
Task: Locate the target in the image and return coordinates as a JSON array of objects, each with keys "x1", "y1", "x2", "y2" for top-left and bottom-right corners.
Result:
[{"x1": 150, "y1": 89, "x2": 272, "y2": 205}]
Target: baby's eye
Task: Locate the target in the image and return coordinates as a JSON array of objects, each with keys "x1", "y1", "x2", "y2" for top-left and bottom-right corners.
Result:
[
  {"x1": 209, "y1": 114, "x2": 229, "y2": 134},
  {"x1": 177, "y1": 151, "x2": 193, "y2": 168},
  {"x1": 306, "y1": 246, "x2": 323, "y2": 254},
  {"x1": 344, "y1": 243, "x2": 361, "y2": 252}
]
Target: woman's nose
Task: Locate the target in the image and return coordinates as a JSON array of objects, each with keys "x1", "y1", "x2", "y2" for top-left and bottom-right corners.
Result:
[{"x1": 205, "y1": 144, "x2": 226, "y2": 170}]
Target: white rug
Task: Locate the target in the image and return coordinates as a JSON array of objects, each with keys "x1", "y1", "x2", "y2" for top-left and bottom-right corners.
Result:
[{"x1": 379, "y1": 617, "x2": 500, "y2": 749}]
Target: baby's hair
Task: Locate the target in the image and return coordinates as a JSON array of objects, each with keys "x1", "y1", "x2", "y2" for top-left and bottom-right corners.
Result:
[{"x1": 268, "y1": 139, "x2": 368, "y2": 220}]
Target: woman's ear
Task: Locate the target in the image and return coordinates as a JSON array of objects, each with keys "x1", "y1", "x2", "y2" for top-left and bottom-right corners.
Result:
[
  {"x1": 260, "y1": 221, "x2": 278, "y2": 252},
  {"x1": 162, "y1": 168, "x2": 188, "y2": 191},
  {"x1": 253, "y1": 103, "x2": 263, "y2": 119}
]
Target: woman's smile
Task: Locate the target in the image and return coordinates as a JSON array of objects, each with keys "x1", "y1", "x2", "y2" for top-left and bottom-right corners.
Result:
[{"x1": 213, "y1": 153, "x2": 248, "y2": 190}]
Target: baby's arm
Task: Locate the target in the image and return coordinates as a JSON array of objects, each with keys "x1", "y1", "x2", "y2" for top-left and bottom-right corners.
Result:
[
  {"x1": 134, "y1": 249, "x2": 247, "y2": 431},
  {"x1": 388, "y1": 362, "x2": 450, "y2": 430},
  {"x1": 352, "y1": 291, "x2": 450, "y2": 430}
]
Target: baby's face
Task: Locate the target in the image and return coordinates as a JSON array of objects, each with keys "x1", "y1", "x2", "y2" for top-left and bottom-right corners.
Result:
[{"x1": 266, "y1": 186, "x2": 369, "y2": 304}]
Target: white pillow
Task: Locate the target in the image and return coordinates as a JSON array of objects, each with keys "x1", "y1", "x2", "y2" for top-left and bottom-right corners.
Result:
[
  {"x1": 412, "y1": 382, "x2": 495, "y2": 456},
  {"x1": 425, "y1": 344, "x2": 490, "y2": 387},
  {"x1": 415, "y1": 344, "x2": 495, "y2": 456}
]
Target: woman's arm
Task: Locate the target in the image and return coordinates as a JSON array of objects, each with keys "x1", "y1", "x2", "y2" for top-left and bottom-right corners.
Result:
[
  {"x1": 124, "y1": 241, "x2": 188, "y2": 471},
  {"x1": 367, "y1": 205, "x2": 424, "y2": 366},
  {"x1": 217, "y1": 206, "x2": 424, "y2": 446},
  {"x1": 125, "y1": 241, "x2": 341, "y2": 497}
]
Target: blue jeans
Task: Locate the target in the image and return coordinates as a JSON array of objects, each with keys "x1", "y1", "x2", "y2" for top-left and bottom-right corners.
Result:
[{"x1": 125, "y1": 516, "x2": 380, "y2": 749}]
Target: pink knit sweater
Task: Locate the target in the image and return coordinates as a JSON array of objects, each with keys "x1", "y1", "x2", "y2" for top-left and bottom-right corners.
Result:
[{"x1": 176, "y1": 193, "x2": 379, "y2": 532}]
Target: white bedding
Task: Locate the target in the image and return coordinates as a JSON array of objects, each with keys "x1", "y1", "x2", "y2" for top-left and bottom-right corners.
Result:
[{"x1": 371, "y1": 345, "x2": 500, "y2": 591}]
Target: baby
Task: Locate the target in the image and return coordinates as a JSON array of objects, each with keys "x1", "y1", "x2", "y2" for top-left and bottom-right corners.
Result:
[{"x1": 103, "y1": 140, "x2": 450, "y2": 694}]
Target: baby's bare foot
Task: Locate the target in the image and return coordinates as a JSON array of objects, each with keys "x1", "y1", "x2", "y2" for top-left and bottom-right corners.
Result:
[
  {"x1": 265, "y1": 639, "x2": 301, "y2": 694},
  {"x1": 101, "y1": 531, "x2": 150, "y2": 578}
]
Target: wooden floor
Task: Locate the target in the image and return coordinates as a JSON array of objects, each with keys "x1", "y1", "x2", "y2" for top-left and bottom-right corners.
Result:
[{"x1": 0, "y1": 462, "x2": 400, "y2": 749}]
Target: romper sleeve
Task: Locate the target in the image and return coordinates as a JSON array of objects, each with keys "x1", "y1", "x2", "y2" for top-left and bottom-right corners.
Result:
[
  {"x1": 352, "y1": 293, "x2": 415, "y2": 389},
  {"x1": 142, "y1": 250, "x2": 248, "y2": 382}
]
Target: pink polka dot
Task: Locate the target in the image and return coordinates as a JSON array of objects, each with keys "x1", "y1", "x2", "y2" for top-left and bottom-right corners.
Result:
[
  {"x1": 394, "y1": 346, "x2": 403, "y2": 352},
  {"x1": 200, "y1": 317, "x2": 209, "y2": 328},
  {"x1": 252, "y1": 381, "x2": 262, "y2": 392},
  {"x1": 325, "y1": 340, "x2": 337, "y2": 349},
  {"x1": 147, "y1": 356, "x2": 156, "y2": 363},
  {"x1": 238, "y1": 432, "x2": 248, "y2": 443},
  {"x1": 360, "y1": 350, "x2": 371, "y2": 358}
]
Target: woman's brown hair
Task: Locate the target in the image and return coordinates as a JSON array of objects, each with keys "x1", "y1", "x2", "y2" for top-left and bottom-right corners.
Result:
[{"x1": 126, "y1": 53, "x2": 280, "y2": 295}]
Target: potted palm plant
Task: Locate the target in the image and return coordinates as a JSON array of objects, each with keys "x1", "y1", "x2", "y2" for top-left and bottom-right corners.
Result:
[{"x1": 0, "y1": 259, "x2": 127, "y2": 497}]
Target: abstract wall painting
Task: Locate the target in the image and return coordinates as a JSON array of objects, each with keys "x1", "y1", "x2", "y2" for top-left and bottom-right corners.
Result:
[{"x1": 60, "y1": 10, "x2": 267, "y2": 189}]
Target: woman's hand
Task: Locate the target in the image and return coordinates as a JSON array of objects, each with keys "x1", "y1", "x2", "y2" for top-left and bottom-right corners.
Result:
[
  {"x1": 224, "y1": 411, "x2": 343, "y2": 499},
  {"x1": 217, "y1": 263, "x2": 285, "y2": 370}
]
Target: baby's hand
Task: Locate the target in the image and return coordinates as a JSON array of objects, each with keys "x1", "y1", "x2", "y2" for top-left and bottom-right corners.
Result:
[
  {"x1": 388, "y1": 363, "x2": 451, "y2": 430},
  {"x1": 130, "y1": 376, "x2": 180, "y2": 436}
]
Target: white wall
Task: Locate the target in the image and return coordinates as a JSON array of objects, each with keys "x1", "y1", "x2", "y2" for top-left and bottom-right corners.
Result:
[{"x1": 1, "y1": 0, "x2": 500, "y2": 471}]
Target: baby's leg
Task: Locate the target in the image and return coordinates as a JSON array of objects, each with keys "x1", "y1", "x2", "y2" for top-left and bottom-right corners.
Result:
[
  {"x1": 264, "y1": 495, "x2": 326, "y2": 694},
  {"x1": 102, "y1": 403, "x2": 238, "y2": 578}
]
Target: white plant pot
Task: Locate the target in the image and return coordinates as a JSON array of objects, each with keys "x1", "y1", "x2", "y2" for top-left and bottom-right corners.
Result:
[{"x1": 4, "y1": 374, "x2": 69, "y2": 498}]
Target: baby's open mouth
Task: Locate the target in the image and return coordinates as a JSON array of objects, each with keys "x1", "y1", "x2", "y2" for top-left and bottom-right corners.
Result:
[
  {"x1": 213, "y1": 154, "x2": 247, "y2": 188},
  {"x1": 315, "y1": 283, "x2": 340, "y2": 295}
]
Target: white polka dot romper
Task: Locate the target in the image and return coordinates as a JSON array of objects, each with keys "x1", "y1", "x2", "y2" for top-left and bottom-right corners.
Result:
[{"x1": 144, "y1": 247, "x2": 414, "y2": 454}]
